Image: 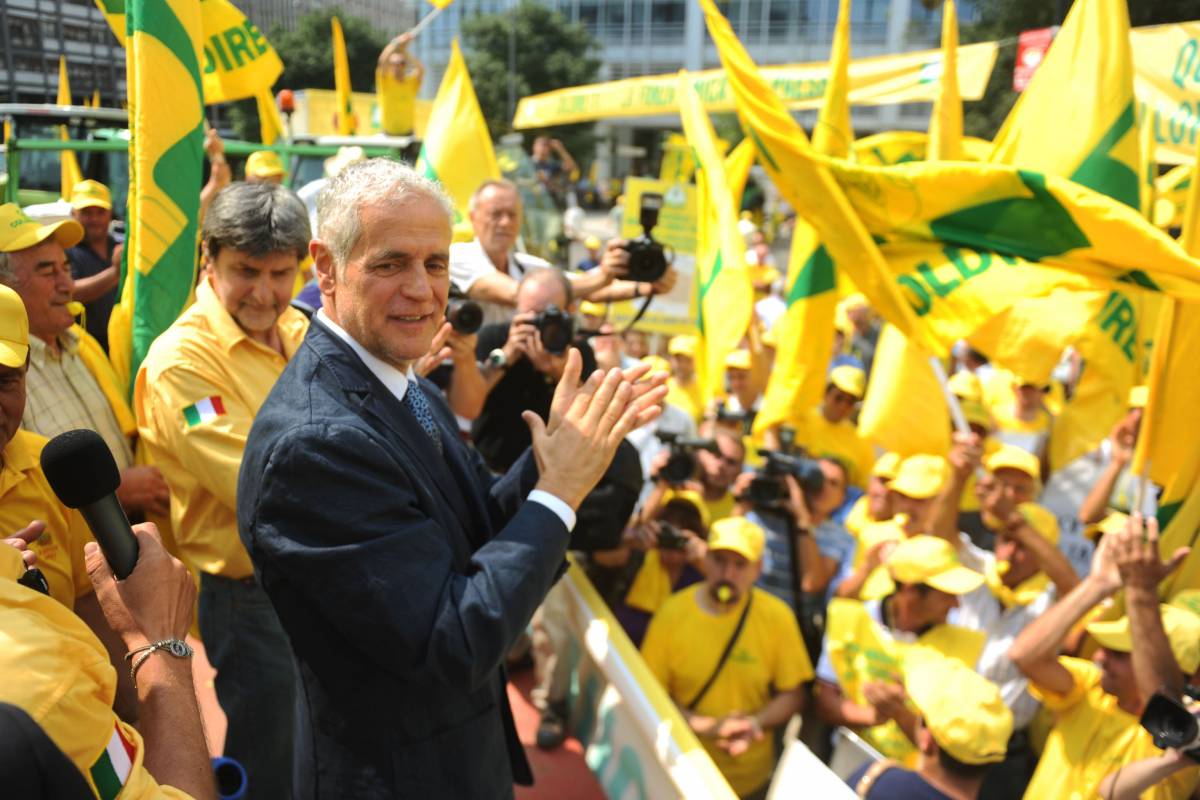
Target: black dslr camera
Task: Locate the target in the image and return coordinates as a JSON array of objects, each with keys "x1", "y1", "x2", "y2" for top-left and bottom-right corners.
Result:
[
  {"x1": 1141, "y1": 688, "x2": 1200, "y2": 763},
  {"x1": 654, "y1": 431, "x2": 718, "y2": 485},
  {"x1": 446, "y1": 285, "x2": 483, "y2": 334},
  {"x1": 656, "y1": 520, "x2": 689, "y2": 550},
  {"x1": 622, "y1": 192, "x2": 671, "y2": 283},
  {"x1": 742, "y1": 427, "x2": 825, "y2": 510},
  {"x1": 532, "y1": 304, "x2": 575, "y2": 355}
]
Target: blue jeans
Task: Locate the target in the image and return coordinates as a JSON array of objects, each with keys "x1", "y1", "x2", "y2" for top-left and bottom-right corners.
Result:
[{"x1": 199, "y1": 573, "x2": 296, "y2": 800}]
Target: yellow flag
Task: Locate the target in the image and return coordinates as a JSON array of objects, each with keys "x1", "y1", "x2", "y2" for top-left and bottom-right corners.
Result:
[
  {"x1": 754, "y1": 0, "x2": 850, "y2": 436},
  {"x1": 678, "y1": 72, "x2": 754, "y2": 405},
  {"x1": 57, "y1": 57, "x2": 83, "y2": 202},
  {"x1": 698, "y1": 0, "x2": 934, "y2": 354},
  {"x1": 989, "y1": 0, "x2": 1139, "y2": 209},
  {"x1": 927, "y1": 0, "x2": 963, "y2": 161},
  {"x1": 859, "y1": 325, "x2": 950, "y2": 456},
  {"x1": 415, "y1": 40, "x2": 499, "y2": 231},
  {"x1": 1135, "y1": 138, "x2": 1200, "y2": 597},
  {"x1": 853, "y1": 131, "x2": 991, "y2": 166},
  {"x1": 428, "y1": 0, "x2": 455, "y2": 8},
  {"x1": 331, "y1": 16, "x2": 357, "y2": 136},
  {"x1": 255, "y1": 89, "x2": 285, "y2": 145},
  {"x1": 724, "y1": 138, "x2": 755, "y2": 211},
  {"x1": 1139, "y1": 109, "x2": 1157, "y2": 220},
  {"x1": 96, "y1": 0, "x2": 284, "y2": 106},
  {"x1": 91, "y1": 88, "x2": 101, "y2": 108}
]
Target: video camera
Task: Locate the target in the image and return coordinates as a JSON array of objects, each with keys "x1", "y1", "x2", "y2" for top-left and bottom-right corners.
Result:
[
  {"x1": 1141, "y1": 688, "x2": 1200, "y2": 763},
  {"x1": 622, "y1": 192, "x2": 671, "y2": 283},
  {"x1": 654, "y1": 431, "x2": 718, "y2": 485},
  {"x1": 532, "y1": 304, "x2": 575, "y2": 355},
  {"x1": 656, "y1": 520, "x2": 689, "y2": 550},
  {"x1": 446, "y1": 285, "x2": 483, "y2": 334},
  {"x1": 742, "y1": 426, "x2": 825, "y2": 511}
]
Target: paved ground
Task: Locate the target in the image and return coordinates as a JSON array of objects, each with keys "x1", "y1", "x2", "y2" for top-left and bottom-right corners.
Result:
[{"x1": 191, "y1": 640, "x2": 603, "y2": 799}]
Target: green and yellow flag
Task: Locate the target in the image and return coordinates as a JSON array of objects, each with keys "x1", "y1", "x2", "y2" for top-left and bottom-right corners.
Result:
[
  {"x1": 96, "y1": 0, "x2": 283, "y2": 106},
  {"x1": 678, "y1": 72, "x2": 754, "y2": 404},
  {"x1": 698, "y1": 0, "x2": 933, "y2": 355},
  {"x1": 989, "y1": 0, "x2": 1139, "y2": 209},
  {"x1": 753, "y1": 0, "x2": 849, "y2": 436},
  {"x1": 724, "y1": 138, "x2": 755, "y2": 211},
  {"x1": 927, "y1": 0, "x2": 963, "y2": 162},
  {"x1": 1153, "y1": 163, "x2": 1191, "y2": 230},
  {"x1": 108, "y1": 0, "x2": 205, "y2": 394},
  {"x1": 853, "y1": 131, "x2": 991, "y2": 167},
  {"x1": 57, "y1": 57, "x2": 83, "y2": 201},
  {"x1": 331, "y1": 16, "x2": 356, "y2": 135},
  {"x1": 415, "y1": 40, "x2": 499, "y2": 233}
]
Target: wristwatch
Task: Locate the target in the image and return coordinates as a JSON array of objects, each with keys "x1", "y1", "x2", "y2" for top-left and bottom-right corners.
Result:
[{"x1": 486, "y1": 348, "x2": 509, "y2": 371}]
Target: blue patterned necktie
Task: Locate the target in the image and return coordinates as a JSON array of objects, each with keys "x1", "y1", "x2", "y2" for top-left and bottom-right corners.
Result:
[{"x1": 402, "y1": 379, "x2": 444, "y2": 455}]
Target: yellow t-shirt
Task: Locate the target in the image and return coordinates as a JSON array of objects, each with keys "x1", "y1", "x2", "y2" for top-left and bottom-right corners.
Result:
[
  {"x1": 0, "y1": 562, "x2": 193, "y2": 799},
  {"x1": 665, "y1": 377, "x2": 705, "y2": 424},
  {"x1": 822, "y1": 598, "x2": 984, "y2": 764},
  {"x1": 748, "y1": 263, "x2": 781, "y2": 298},
  {"x1": 1027, "y1": 657, "x2": 1199, "y2": 800},
  {"x1": 134, "y1": 278, "x2": 309, "y2": 580},
  {"x1": 641, "y1": 585, "x2": 814, "y2": 797},
  {"x1": 992, "y1": 405, "x2": 1052, "y2": 455},
  {"x1": 793, "y1": 406, "x2": 875, "y2": 488},
  {"x1": 0, "y1": 429, "x2": 95, "y2": 609},
  {"x1": 376, "y1": 68, "x2": 421, "y2": 136}
]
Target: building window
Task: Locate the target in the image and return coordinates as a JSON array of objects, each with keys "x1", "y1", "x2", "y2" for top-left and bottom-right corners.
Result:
[{"x1": 8, "y1": 16, "x2": 41, "y2": 48}]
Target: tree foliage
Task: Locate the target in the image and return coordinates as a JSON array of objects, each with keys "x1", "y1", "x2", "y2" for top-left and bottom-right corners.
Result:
[
  {"x1": 461, "y1": 1, "x2": 602, "y2": 160},
  {"x1": 963, "y1": 0, "x2": 1200, "y2": 140}
]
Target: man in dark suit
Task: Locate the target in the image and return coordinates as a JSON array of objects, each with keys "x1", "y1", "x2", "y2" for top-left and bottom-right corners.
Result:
[{"x1": 237, "y1": 158, "x2": 666, "y2": 799}]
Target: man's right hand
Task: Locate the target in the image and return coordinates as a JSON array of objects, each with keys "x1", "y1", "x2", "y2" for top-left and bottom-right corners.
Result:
[
  {"x1": 4, "y1": 520, "x2": 45, "y2": 569},
  {"x1": 116, "y1": 465, "x2": 171, "y2": 518},
  {"x1": 526, "y1": 351, "x2": 666, "y2": 509},
  {"x1": 84, "y1": 523, "x2": 195, "y2": 652},
  {"x1": 949, "y1": 431, "x2": 982, "y2": 477}
]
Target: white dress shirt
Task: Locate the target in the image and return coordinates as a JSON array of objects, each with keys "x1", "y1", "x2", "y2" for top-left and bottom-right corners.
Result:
[{"x1": 316, "y1": 310, "x2": 575, "y2": 530}]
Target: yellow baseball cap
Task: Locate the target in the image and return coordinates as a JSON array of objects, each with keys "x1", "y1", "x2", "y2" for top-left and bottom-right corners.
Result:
[
  {"x1": 661, "y1": 488, "x2": 711, "y2": 531},
  {"x1": 1013, "y1": 502, "x2": 1059, "y2": 546},
  {"x1": 0, "y1": 203, "x2": 83, "y2": 252},
  {"x1": 984, "y1": 444, "x2": 1041, "y2": 482},
  {"x1": 948, "y1": 370, "x2": 983, "y2": 401},
  {"x1": 890, "y1": 454, "x2": 949, "y2": 500},
  {"x1": 1128, "y1": 384, "x2": 1149, "y2": 409},
  {"x1": 1087, "y1": 604, "x2": 1200, "y2": 674},
  {"x1": 1170, "y1": 590, "x2": 1200, "y2": 621},
  {"x1": 905, "y1": 652, "x2": 1012, "y2": 765},
  {"x1": 724, "y1": 349, "x2": 752, "y2": 371},
  {"x1": 872, "y1": 452, "x2": 902, "y2": 481},
  {"x1": 668, "y1": 335, "x2": 697, "y2": 357},
  {"x1": 69, "y1": 179, "x2": 112, "y2": 211},
  {"x1": 829, "y1": 364, "x2": 866, "y2": 399},
  {"x1": 584, "y1": 235, "x2": 601, "y2": 250},
  {"x1": 578, "y1": 300, "x2": 607, "y2": 318},
  {"x1": 0, "y1": 284, "x2": 30, "y2": 368},
  {"x1": 640, "y1": 354, "x2": 670, "y2": 379},
  {"x1": 842, "y1": 292, "x2": 868, "y2": 310},
  {"x1": 707, "y1": 516, "x2": 765, "y2": 562},
  {"x1": 888, "y1": 535, "x2": 984, "y2": 595},
  {"x1": 246, "y1": 150, "x2": 286, "y2": 178}
]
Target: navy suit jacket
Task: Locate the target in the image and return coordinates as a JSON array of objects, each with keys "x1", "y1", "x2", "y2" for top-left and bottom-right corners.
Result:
[{"x1": 237, "y1": 318, "x2": 569, "y2": 799}]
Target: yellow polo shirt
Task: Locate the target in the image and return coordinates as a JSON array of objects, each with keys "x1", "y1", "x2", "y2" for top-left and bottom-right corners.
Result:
[
  {"x1": 1026, "y1": 657, "x2": 1199, "y2": 800},
  {"x1": 0, "y1": 429, "x2": 94, "y2": 609},
  {"x1": 642, "y1": 585, "x2": 813, "y2": 797},
  {"x1": 134, "y1": 278, "x2": 308, "y2": 580},
  {"x1": 793, "y1": 407, "x2": 874, "y2": 488},
  {"x1": 0, "y1": 550, "x2": 193, "y2": 799}
]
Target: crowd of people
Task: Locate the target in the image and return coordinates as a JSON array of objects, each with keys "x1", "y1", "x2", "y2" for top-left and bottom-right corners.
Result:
[{"x1": 0, "y1": 137, "x2": 1197, "y2": 800}]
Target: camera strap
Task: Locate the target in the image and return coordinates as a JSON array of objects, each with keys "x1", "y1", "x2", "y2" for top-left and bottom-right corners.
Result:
[{"x1": 686, "y1": 591, "x2": 754, "y2": 711}]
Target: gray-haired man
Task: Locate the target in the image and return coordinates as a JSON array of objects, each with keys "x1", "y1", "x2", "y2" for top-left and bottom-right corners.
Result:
[{"x1": 135, "y1": 181, "x2": 312, "y2": 799}]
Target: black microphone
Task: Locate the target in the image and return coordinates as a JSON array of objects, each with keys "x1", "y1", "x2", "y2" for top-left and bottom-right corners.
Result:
[{"x1": 40, "y1": 429, "x2": 139, "y2": 579}]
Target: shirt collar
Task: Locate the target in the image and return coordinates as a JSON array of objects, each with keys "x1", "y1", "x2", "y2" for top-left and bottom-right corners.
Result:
[
  {"x1": 197, "y1": 276, "x2": 306, "y2": 357},
  {"x1": 315, "y1": 309, "x2": 413, "y2": 404},
  {"x1": 27, "y1": 328, "x2": 78, "y2": 368}
]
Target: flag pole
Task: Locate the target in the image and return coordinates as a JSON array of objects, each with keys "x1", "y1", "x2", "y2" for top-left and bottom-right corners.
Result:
[
  {"x1": 408, "y1": 6, "x2": 444, "y2": 38},
  {"x1": 928, "y1": 356, "x2": 970, "y2": 435}
]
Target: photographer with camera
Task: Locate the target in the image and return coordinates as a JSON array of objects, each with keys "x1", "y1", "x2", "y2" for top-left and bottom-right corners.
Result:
[
  {"x1": 450, "y1": 180, "x2": 677, "y2": 328},
  {"x1": 647, "y1": 420, "x2": 746, "y2": 524},
  {"x1": 471, "y1": 268, "x2": 597, "y2": 472}
]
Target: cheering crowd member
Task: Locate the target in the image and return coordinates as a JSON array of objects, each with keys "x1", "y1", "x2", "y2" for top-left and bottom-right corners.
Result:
[{"x1": 237, "y1": 159, "x2": 666, "y2": 796}]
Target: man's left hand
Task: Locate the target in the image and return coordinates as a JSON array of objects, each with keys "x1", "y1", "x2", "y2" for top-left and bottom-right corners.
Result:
[
  {"x1": 597, "y1": 239, "x2": 630, "y2": 284},
  {"x1": 414, "y1": 321, "x2": 454, "y2": 377},
  {"x1": 714, "y1": 713, "x2": 763, "y2": 756},
  {"x1": 1113, "y1": 512, "x2": 1189, "y2": 592},
  {"x1": 521, "y1": 328, "x2": 568, "y2": 381},
  {"x1": 649, "y1": 266, "x2": 678, "y2": 296}
]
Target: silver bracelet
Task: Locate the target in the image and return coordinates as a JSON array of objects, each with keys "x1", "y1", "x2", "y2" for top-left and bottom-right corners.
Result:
[{"x1": 124, "y1": 638, "x2": 194, "y2": 688}]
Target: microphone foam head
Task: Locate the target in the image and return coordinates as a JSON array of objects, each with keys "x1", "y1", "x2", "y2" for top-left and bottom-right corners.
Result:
[{"x1": 40, "y1": 429, "x2": 121, "y2": 508}]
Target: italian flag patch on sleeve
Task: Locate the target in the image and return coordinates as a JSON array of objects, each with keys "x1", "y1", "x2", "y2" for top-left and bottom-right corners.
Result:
[
  {"x1": 90, "y1": 721, "x2": 135, "y2": 799},
  {"x1": 182, "y1": 395, "x2": 226, "y2": 428}
]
